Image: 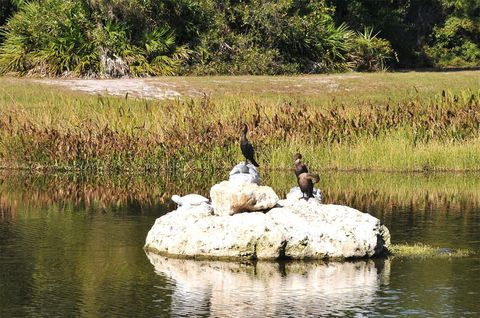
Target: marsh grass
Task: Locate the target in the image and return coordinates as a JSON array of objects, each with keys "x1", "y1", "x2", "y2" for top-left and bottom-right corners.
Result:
[
  {"x1": 1, "y1": 72, "x2": 480, "y2": 171},
  {"x1": 119, "y1": 71, "x2": 480, "y2": 103}
]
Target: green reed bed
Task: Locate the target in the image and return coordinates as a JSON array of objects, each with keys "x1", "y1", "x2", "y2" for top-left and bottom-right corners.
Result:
[{"x1": 1, "y1": 75, "x2": 480, "y2": 172}]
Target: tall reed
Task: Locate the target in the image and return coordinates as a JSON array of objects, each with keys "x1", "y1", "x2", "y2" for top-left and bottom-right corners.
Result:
[{"x1": 1, "y1": 80, "x2": 480, "y2": 171}]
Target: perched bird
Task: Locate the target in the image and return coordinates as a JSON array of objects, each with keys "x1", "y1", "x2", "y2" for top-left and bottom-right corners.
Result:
[
  {"x1": 171, "y1": 194, "x2": 209, "y2": 207},
  {"x1": 240, "y1": 124, "x2": 259, "y2": 167},
  {"x1": 293, "y1": 153, "x2": 308, "y2": 177},
  {"x1": 293, "y1": 153, "x2": 319, "y2": 200},
  {"x1": 297, "y1": 172, "x2": 320, "y2": 200}
]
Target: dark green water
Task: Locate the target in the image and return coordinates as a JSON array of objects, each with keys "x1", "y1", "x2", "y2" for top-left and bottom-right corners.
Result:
[{"x1": 1, "y1": 171, "x2": 480, "y2": 317}]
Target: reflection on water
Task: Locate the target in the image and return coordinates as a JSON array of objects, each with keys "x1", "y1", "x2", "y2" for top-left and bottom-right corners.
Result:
[
  {"x1": 0, "y1": 171, "x2": 215, "y2": 214},
  {"x1": 3, "y1": 170, "x2": 480, "y2": 215},
  {"x1": 1, "y1": 171, "x2": 480, "y2": 317},
  {"x1": 147, "y1": 253, "x2": 390, "y2": 317}
]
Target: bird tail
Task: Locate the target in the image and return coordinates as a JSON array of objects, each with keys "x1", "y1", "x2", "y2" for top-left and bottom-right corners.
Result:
[{"x1": 250, "y1": 158, "x2": 259, "y2": 167}]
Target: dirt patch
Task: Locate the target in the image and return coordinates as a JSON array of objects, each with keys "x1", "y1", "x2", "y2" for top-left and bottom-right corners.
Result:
[
  {"x1": 33, "y1": 73, "x2": 372, "y2": 100},
  {"x1": 37, "y1": 79, "x2": 182, "y2": 100}
]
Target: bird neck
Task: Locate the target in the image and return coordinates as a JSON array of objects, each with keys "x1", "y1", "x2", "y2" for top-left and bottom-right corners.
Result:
[{"x1": 241, "y1": 130, "x2": 247, "y2": 141}]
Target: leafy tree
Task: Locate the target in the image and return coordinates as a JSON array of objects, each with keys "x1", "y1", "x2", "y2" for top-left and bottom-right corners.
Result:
[
  {"x1": 330, "y1": 0, "x2": 444, "y2": 67},
  {"x1": 425, "y1": 0, "x2": 480, "y2": 67}
]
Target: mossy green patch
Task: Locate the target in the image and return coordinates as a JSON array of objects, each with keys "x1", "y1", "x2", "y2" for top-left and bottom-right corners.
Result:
[{"x1": 389, "y1": 243, "x2": 474, "y2": 258}]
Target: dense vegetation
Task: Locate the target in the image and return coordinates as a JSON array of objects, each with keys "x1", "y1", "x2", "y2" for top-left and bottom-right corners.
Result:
[
  {"x1": 332, "y1": 0, "x2": 480, "y2": 69},
  {"x1": 0, "y1": 0, "x2": 478, "y2": 77},
  {"x1": 1, "y1": 72, "x2": 480, "y2": 172}
]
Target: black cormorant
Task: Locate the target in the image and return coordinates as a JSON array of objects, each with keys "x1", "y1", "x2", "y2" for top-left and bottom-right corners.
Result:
[
  {"x1": 297, "y1": 172, "x2": 320, "y2": 200},
  {"x1": 293, "y1": 153, "x2": 308, "y2": 177},
  {"x1": 240, "y1": 124, "x2": 259, "y2": 167},
  {"x1": 293, "y1": 153, "x2": 319, "y2": 200}
]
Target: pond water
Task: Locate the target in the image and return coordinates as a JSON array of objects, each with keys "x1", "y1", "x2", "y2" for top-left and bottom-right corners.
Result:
[{"x1": 1, "y1": 171, "x2": 479, "y2": 317}]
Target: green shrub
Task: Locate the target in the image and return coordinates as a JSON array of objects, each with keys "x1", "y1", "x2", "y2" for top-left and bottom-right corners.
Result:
[
  {"x1": 349, "y1": 27, "x2": 397, "y2": 71},
  {"x1": 0, "y1": 0, "x2": 94, "y2": 75},
  {"x1": 4, "y1": 0, "x2": 478, "y2": 75},
  {"x1": 183, "y1": 0, "x2": 355, "y2": 75},
  {"x1": 182, "y1": 31, "x2": 299, "y2": 75},
  {"x1": 0, "y1": 0, "x2": 185, "y2": 77}
]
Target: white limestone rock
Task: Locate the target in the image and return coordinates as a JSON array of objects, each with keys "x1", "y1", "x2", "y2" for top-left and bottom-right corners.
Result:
[
  {"x1": 228, "y1": 162, "x2": 260, "y2": 185},
  {"x1": 145, "y1": 196, "x2": 390, "y2": 260},
  {"x1": 273, "y1": 197, "x2": 390, "y2": 258},
  {"x1": 210, "y1": 181, "x2": 279, "y2": 216}
]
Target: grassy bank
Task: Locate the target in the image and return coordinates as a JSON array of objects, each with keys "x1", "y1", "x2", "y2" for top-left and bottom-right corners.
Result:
[{"x1": 1, "y1": 72, "x2": 480, "y2": 171}]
